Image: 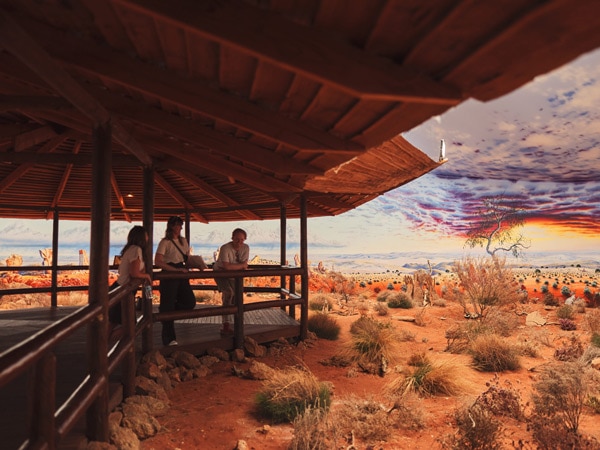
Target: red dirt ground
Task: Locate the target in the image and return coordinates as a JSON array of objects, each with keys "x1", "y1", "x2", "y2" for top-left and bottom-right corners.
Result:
[{"x1": 140, "y1": 270, "x2": 600, "y2": 450}]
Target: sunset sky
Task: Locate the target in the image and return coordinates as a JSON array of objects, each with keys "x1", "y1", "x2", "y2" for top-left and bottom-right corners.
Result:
[{"x1": 1, "y1": 47, "x2": 599, "y2": 264}]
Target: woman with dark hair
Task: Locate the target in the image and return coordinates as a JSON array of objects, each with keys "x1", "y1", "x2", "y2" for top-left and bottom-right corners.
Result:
[
  {"x1": 109, "y1": 225, "x2": 152, "y2": 324},
  {"x1": 154, "y1": 216, "x2": 198, "y2": 346}
]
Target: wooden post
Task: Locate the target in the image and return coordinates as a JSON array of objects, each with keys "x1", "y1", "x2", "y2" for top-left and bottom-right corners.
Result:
[
  {"x1": 142, "y1": 165, "x2": 154, "y2": 354},
  {"x1": 233, "y1": 276, "x2": 244, "y2": 349},
  {"x1": 50, "y1": 210, "x2": 59, "y2": 308},
  {"x1": 300, "y1": 194, "x2": 308, "y2": 340},
  {"x1": 86, "y1": 121, "x2": 111, "y2": 442}
]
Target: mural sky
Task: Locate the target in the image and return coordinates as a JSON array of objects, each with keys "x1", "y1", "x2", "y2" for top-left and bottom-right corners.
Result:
[{"x1": 1, "y1": 47, "x2": 600, "y2": 263}]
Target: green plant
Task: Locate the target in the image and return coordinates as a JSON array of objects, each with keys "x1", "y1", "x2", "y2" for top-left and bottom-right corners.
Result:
[
  {"x1": 307, "y1": 313, "x2": 341, "y2": 340},
  {"x1": 469, "y1": 333, "x2": 521, "y2": 372},
  {"x1": 255, "y1": 366, "x2": 332, "y2": 423}
]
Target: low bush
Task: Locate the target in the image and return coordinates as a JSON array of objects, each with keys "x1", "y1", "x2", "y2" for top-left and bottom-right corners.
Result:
[
  {"x1": 309, "y1": 294, "x2": 333, "y2": 312},
  {"x1": 469, "y1": 334, "x2": 521, "y2": 372},
  {"x1": 556, "y1": 304, "x2": 575, "y2": 320},
  {"x1": 255, "y1": 366, "x2": 332, "y2": 423},
  {"x1": 373, "y1": 302, "x2": 388, "y2": 316},
  {"x1": 449, "y1": 403, "x2": 503, "y2": 450},
  {"x1": 559, "y1": 318, "x2": 577, "y2": 331},
  {"x1": 344, "y1": 317, "x2": 401, "y2": 375},
  {"x1": 387, "y1": 292, "x2": 413, "y2": 309},
  {"x1": 307, "y1": 313, "x2": 341, "y2": 340}
]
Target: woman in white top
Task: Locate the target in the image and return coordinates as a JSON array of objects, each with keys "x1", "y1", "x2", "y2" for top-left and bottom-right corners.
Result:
[
  {"x1": 154, "y1": 216, "x2": 197, "y2": 346},
  {"x1": 109, "y1": 225, "x2": 152, "y2": 324}
]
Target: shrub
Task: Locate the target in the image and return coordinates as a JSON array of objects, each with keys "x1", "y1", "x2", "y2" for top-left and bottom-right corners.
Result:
[
  {"x1": 376, "y1": 290, "x2": 392, "y2": 303},
  {"x1": 330, "y1": 395, "x2": 393, "y2": 443},
  {"x1": 387, "y1": 292, "x2": 413, "y2": 309},
  {"x1": 559, "y1": 318, "x2": 577, "y2": 331},
  {"x1": 309, "y1": 294, "x2": 333, "y2": 311},
  {"x1": 561, "y1": 285, "x2": 572, "y2": 298},
  {"x1": 485, "y1": 308, "x2": 519, "y2": 337},
  {"x1": 307, "y1": 313, "x2": 341, "y2": 340},
  {"x1": 544, "y1": 292, "x2": 559, "y2": 306},
  {"x1": 556, "y1": 304, "x2": 575, "y2": 319},
  {"x1": 540, "y1": 284, "x2": 549, "y2": 294},
  {"x1": 553, "y1": 335, "x2": 584, "y2": 361},
  {"x1": 255, "y1": 366, "x2": 332, "y2": 423},
  {"x1": 450, "y1": 256, "x2": 517, "y2": 319},
  {"x1": 474, "y1": 374, "x2": 524, "y2": 420},
  {"x1": 444, "y1": 321, "x2": 492, "y2": 353},
  {"x1": 530, "y1": 362, "x2": 589, "y2": 434},
  {"x1": 585, "y1": 309, "x2": 600, "y2": 334},
  {"x1": 449, "y1": 403, "x2": 503, "y2": 450},
  {"x1": 469, "y1": 334, "x2": 520, "y2": 372},
  {"x1": 592, "y1": 333, "x2": 600, "y2": 348}
]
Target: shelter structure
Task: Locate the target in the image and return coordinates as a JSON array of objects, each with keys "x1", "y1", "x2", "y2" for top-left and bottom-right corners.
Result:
[{"x1": 1, "y1": 1, "x2": 600, "y2": 448}]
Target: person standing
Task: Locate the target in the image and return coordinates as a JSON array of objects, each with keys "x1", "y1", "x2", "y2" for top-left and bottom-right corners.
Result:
[
  {"x1": 213, "y1": 228, "x2": 249, "y2": 335},
  {"x1": 154, "y1": 216, "x2": 198, "y2": 346},
  {"x1": 109, "y1": 225, "x2": 152, "y2": 325}
]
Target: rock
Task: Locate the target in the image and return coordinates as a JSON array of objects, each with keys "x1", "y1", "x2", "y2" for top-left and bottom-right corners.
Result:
[
  {"x1": 109, "y1": 423, "x2": 140, "y2": 450},
  {"x1": 136, "y1": 361, "x2": 162, "y2": 380},
  {"x1": 199, "y1": 355, "x2": 220, "y2": 367},
  {"x1": 244, "y1": 336, "x2": 266, "y2": 357},
  {"x1": 235, "y1": 440, "x2": 249, "y2": 450},
  {"x1": 124, "y1": 395, "x2": 170, "y2": 417},
  {"x1": 172, "y1": 350, "x2": 202, "y2": 369},
  {"x1": 395, "y1": 316, "x2": 416, "y2": 322},
  {"x1": 231, "y1": 348, "x2": 246, "y2": 362},
  {"x1": 244, "y1": 360, "x2": 275, "y2": 380},
  {"x1": 121, "y1": 403, "x2": 161, "y2": 439},
  {"x1": 526, "y1": 311, "x2": 547, "y2": 326},
  {"x1": 134, "y1": 376, "x2": 169, "y2": 401},
  {"x1": 139, "y1": 350, "x2": 168, "y2": 370},
  {"x1": 207, "y1": 347, "x2": 230, "y2": 361}
]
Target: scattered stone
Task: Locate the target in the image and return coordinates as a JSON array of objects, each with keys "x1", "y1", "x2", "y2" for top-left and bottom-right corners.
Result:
[
  {"x1": 124, "y1": 395, "x2": 170, "y2": 417},
  {"x1": 206, "y1": 347, "x2": 230, "y2": 361},
  {"x1": 257, "y1": 424, "x2": 271, "y2": 434},
  {"x1": 395, "y1": 316, "x2": 416, "y2": 322},
  {"x1": 134, "y1": 376, "x2": 169, "y2": 401},
  {"x1": 121, "y1": 402, "x2": 161, "y2": 439},
  {"x1": 235, "y1": 440, "x2": 249, "y2": 450},
  {"x1": 199, "y1": 355, "x2": 220, "y2": 367},
  {"x1": 244, "y1": 336, "x2": 266, "y2": 357},
  {"x1": 526, "y1": 311, "x2": 547, "y2": 326},
  {"x1": 109, "y1": 422, "x2": 140, "y2": 450},
  {"x1": 231, "y1": 348, "x2": 246, "y2": 362},
  {"x1": 139, "y1": 350, "x2": 168, "y2": 370},
  {"x1": 243, "y1": 360, "x2": 276, "y2": 380},
  {"x1": 172, "y1": 351, "x2": 202, "y2": 369}
]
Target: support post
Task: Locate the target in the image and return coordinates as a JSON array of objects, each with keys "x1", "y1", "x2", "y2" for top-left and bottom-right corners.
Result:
[
  {"x1": 142, "y1": 165, "x2": 154, "y2": 353},
  {"x1": 50, "y1": 210, "x2": 59, "y2": 308},
  {"x1": 86, "y1": 121, "x2": 111, "y2": 442},
  {"x1": 300, "y1": 194, "x2": 308, "y2": 340}
]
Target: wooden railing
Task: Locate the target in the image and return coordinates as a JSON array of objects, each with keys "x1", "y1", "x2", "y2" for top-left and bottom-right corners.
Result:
[{"x1": 0, "y1": 264, "x2": 308, "y2": 449}]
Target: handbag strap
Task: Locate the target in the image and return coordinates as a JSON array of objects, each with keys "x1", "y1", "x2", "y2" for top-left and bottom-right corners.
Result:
[{"x1": 170, "y1": 239, "x2": 188, "y2": 259}]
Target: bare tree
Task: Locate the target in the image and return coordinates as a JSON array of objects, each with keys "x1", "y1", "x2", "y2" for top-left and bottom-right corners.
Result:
[{"x1": 465, "y1": 196, "x2": 530, "y2": 258}]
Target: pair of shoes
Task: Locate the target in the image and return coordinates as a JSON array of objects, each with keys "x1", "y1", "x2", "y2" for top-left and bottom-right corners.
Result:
[{"x1": 167, "y1": 340, "x2": 178, "y2": 346}]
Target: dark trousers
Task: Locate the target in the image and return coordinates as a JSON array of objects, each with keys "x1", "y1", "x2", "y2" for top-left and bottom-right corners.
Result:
[{"x1": 159, "y1": 279, "x2": 196, "y2": 345}]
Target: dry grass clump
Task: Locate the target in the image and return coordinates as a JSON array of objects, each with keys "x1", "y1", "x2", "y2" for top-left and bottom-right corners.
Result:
[
  {"x1": 255, "y1": 366, "x2": 332, "y2": 423},
  {"x1": 373, "y1": 301, "x2": 388, "y2": 316},
  {"x1": 307, "y1": 313, "x2": 341, "y2": 340},
  {"x1": 343, "y1": 317, "x2": 402, "y2": 375},
  {"x1": 469, "y1": 333, "x2": 521, "y2": 372},
  {"x1": 330, "y1": 395, "x2": 394, "y2": 443},
  {"x1": 445, "y1": 321, "x2": 493, "y2": 353},
  {"x1": 484, "y1": 308, "x2": 519, "y2": 337},
  {"x1": 584, "y1": 309, "x2": 600, "y2": 334},
  {"x1": 309, "y1": 294, "x2": 333, "y2": 312},
  {"x1": 385, "y1": 354, "x2": 471, "y2": 398},
  {"x1": 289, "y1": 405, "x2": 329, "y2": 450}
]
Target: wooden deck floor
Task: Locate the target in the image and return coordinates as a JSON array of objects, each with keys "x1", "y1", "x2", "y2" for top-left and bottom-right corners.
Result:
[{"x1": 0, "y1": 305, "x2": 300, "y2": 449}]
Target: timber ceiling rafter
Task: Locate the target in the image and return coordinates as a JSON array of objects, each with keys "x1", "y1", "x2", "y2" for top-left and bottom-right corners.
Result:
[{"x1": 0, "y1": 0, "x2": 599, "y2": 223}]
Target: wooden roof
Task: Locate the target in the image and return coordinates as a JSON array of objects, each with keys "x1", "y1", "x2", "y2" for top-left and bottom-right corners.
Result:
[{"x1": 1, "y1": 0, "x2": 600, "y2": 223}]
